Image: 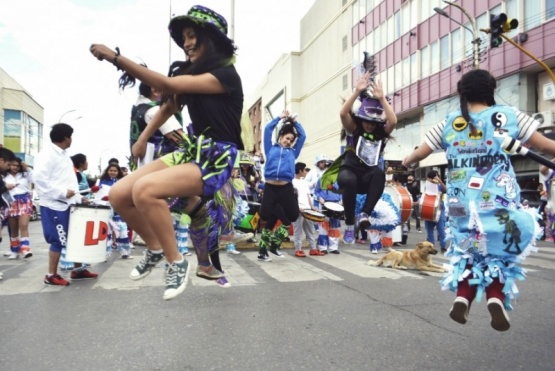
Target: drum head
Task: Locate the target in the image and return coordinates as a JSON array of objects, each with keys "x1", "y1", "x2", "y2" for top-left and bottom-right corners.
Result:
[
  {"x1": 384, "y1": 186, "x2": 401, "y2": 204},
  {"x1": 323, "y1": 202, "x2": 344, "y2": 212}
]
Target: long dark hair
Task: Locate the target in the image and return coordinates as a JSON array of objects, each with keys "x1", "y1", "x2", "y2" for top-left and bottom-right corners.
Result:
[
  {"x1": 166, "y1": 25, "x2": 237, "y2": 108},
  {"x1": 100, "y1": 164, "x2": 123, "y2": 181},
  {"x1": 457, "y1": 69, "x2": 496, "y2": 135},
  {"x1": 118, "y1": 63, "x2": 153, "y2": 98}
]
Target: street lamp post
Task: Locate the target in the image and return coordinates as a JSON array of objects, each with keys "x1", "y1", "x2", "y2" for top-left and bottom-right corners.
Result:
[
  {"x1": 58, "y1": 109, "x2": 76, "y2": 123},
  {"x1": 434, "y1": 0, "x2": 480, "y2": 70}
]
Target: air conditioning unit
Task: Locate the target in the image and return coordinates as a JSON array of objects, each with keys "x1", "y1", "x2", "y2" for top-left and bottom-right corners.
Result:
[
  {"x1": 543, "y1": 82, "x2": 555, "y2": 101},
  {"x1": 532, "y1": 111, "x2": 554, "y2": 129}
]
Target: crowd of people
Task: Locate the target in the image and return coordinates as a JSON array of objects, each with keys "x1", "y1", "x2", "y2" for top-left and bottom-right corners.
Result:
[{"x1": 3, "y1": 5, "x2": 554, "y2": 334}]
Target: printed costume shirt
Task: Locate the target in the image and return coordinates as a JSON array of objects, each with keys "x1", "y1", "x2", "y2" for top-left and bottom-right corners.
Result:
[{"x1": 425, "y1": 105, "x2": 539, "y2": 309}]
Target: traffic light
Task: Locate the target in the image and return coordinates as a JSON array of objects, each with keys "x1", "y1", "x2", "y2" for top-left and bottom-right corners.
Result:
[
  {"x1": 503, "y1": 18, "x2": 519, "y2": 33},
  {"x1": 490, "y1": 13, "x2": 507, "y2": 48}
]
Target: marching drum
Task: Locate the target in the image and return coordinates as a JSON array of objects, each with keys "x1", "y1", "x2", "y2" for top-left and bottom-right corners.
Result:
[
  {"x1": 66, "y1": 204, "x2": 111, "y2": 263},
  {"x1": 237, "y1": 201, "x2": 261, "y2": 233},
  {"x1": 322, "y1": 202, "x2": 344, "y2": 219},
  {"x1": 301, "y1": 209, "x2": 326, "y2": 223},
  {"x1": 383, "y1": 185, "x2": 413, "y2": 223},
  {"x1": 419, "y1": 194, "x2": 440, "y2": 222}
]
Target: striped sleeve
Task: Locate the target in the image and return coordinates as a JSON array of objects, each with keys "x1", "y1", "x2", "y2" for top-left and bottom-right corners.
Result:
[
  {"x1": 424, "y1": 119, "x2": 446, "y2": 151},
  {"x1": 514, "y1": 108, "x2": 539, "y2": 143}
]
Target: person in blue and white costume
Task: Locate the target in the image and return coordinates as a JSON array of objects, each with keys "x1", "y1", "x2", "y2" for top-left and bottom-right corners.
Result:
[{"x1": 403, "y1": 69, "x2": 555, "y2": 332}]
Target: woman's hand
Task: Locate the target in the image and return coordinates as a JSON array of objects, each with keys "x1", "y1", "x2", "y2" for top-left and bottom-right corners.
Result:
[
  {"x1": 131, "y1": 139, "x2": 147, "y2": 160},
  {"x1": 89, "y1": 44, "x2": 117, "y2": 62},
  {"x1": 354, "y1": 71, "x2": 371, "y2": 94},
  {"x1": 372, "y1": 79, "x2": 385, "y2": 100},
  {"x1": 279, "y1": 109, "x2": 290, "y2": 119}
]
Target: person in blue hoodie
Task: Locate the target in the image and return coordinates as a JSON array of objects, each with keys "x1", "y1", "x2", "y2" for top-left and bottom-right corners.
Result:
[{"x1": 258, "y1": 110, "x2": 306, "y2": 262}]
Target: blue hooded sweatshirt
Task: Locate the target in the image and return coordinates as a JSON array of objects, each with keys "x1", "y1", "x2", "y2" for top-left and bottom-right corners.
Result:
[{"x1": 263, "y1": 117, "x2": 306, "y2": 183}]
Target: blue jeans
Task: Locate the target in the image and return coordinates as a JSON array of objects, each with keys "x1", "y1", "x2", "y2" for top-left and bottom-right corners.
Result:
[{"x1": 424, "y1": 203, "x2": 446, "y2": 250}]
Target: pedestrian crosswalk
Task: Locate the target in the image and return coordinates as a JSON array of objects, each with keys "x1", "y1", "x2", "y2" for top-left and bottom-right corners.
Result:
[{"x1": 1, "y1": 245, "x2": 554, "y2": 296}]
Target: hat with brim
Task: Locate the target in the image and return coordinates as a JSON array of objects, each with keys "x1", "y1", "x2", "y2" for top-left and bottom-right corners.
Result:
[
  {"x1": 169, "y1": 5, "x2": 231, "y2": 49},
  {"x1": 352, "y1": 96, "x2": 385, "y2": 123}
]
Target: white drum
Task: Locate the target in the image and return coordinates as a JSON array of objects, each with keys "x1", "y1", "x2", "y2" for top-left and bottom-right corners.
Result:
[{"x1": 66, "y1": 204, "x2": 111, "y2": 263}]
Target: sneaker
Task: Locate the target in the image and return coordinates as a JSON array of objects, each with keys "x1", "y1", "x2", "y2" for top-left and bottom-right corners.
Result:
[
  {"x1": 182, "y1": 251, "x2": 192, "y2": 256},
  {"x1": 220, "y1": 231, "x2": 254, "y2": 247},
  {"x1": 44, "y1": 274, "x2": 70, "y2": 286},
  {"x1": 163, "y1": 259, "x2": 189, "y2": 300},
  {"x1": 343, "y1": 229, "x2": 355, "y2": 244},
  {"x1": 449, "y1": 296, "x2": 469, "y2": 325},
  {"x1": 7, "y1": 251, "x2": 19, "y2": 260},
  {"x1": 357, "y1": 213, "x2": 370, "y2": 230},
  {"x1": 269, "y1": 246, "x2": 284, "y2": 258},
  {"x1": 257, "y1": 253, "x2": 272, "y2": 262},
  {"x1": 247, "y1": 237, "x2": 258, "y2": 243},
  {"x1": 370, "y1": 248, "x2": 378, "y2": 254},
  {"x1": 216, "y1": 277, "x2": 231, "y2": 288},
  {"x1": 356, "y1": 239, "x2": 367, "y2": 244},
  {"x1": 196, "y1": 264, "x2": 224, "y2": 280},
  {"x1": 418, "y1": 229, "x2": 422, "y2": 233},
  {"x1": 129, "y1": 250, "x2": 164, "y2": 280},
  {"x1": 487, "y1": 297, "x2": 510, "y2": 331},
  {"x1": 329, "y1": 250, "x2": 340, "y2": 254},
  {"x1": 3, "y1": 250, "x2": 10, "y2": 256},
  {"x1": 226, "y1": 244, "x2": 241, "y2": 255},
  {"x1": 295, "y1": 250, "x2": 307, "y2": 257},
  {"x1": 121, "y1": 255, "x2": 134, "y2": 259},
  {"x1": 70, "y1": 269, "x2": 98, "y2": 280},
  {"x1": 19, "y1": 248, "x2": 32, "y2": 259},
  {"x1": 0, "y1": 272, "x2": 3, "y2": 280},
  {"x1": 309, "y1": 249, "x2": 325, "y2": 256}
]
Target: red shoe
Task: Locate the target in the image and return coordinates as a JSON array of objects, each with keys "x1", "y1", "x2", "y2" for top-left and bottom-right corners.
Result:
[
  {"x1": 295, "y1": 250, "x2": 306, "y2": 257},
  {"x1": 44, "y1": 274, "x2": 70, "y2": 286},
  {"x1": 309, "y1": 249, "x2": 326, "y2": 256},
  {"x1": 356, "y1": 239, "x2": 367, "y2": 245},
  {"x1": 70, "y1": 269, "x2": 99, "y2": 280}
]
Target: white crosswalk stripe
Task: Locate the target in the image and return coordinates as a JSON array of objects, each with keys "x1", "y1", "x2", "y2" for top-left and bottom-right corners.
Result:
[{"x1": 2, "y1": 245, "x2": 555, "y2": 295}]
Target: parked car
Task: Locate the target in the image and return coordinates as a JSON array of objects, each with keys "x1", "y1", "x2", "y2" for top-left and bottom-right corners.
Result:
[
  {"x1": 520, "y1": 189, "x2": 543, "y2": 210},
  {"x1": 31, "y1": 191, "x2": 40, "y2": 221}
]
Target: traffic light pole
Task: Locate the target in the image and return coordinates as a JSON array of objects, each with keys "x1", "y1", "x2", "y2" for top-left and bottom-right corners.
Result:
[{"x1": 481, "y1": 28, "x2": 555, "y2": 84}]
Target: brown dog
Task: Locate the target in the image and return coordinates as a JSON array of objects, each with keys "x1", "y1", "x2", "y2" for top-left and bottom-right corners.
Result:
[{"x1": 370, "y1": 241, "x2": 447, "y2": 273}]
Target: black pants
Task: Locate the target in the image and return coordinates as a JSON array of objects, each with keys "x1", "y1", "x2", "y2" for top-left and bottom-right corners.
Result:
[
  {"x1": 259, "y1": 182, "x2": 299, "y2": 230},
  {"x1": 337, "y1": 165, "x2": 385, "y2": 225}
]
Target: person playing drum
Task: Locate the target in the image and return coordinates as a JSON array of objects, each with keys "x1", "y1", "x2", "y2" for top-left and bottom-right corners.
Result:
[
  {"x1": 422, "y1": 170, "x2": 447, "y2": 253},
  {"x1": 292, "y1": 162, "x2": 320, "y2": 257},
  {"x1": 314, "y1": 178, "x2": 343, "y2": 254}
]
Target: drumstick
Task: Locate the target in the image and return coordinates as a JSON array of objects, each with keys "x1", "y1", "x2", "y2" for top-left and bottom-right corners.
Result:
[
  {"x1": 502, "y1": 137, "x2": 555, "y2": 170},
  {"x1": 79, "y1": 188, "x2": 91, "y2": 194}
]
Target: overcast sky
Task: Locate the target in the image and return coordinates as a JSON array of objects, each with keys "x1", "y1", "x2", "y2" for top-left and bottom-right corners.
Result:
[{"x1": 0, "y1": 0, "x2": 315, "y2": 174}]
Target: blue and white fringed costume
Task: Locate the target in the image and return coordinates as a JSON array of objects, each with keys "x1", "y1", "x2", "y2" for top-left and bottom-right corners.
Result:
[
  {"x1": 435, "y1": 105, "x2": 541, "y2": 311},
  {"x1": 355, "y1": 192, "x2": 400, "y2": 233},
  {"x1": 356, "y1": 192, "x2": 400, "y2": 252}
]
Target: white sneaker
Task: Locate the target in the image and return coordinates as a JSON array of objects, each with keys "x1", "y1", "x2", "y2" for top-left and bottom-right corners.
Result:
[
  {"x1": 0, "y1": 271, "x2": 3, "y2": 280},
  {"x1": 3, "y1": 250, "x2": 11, "y2": 256},
  {"x1": 226, "y1": 244, "x2": 241, "y2": 255},
  {"x1": 8, "y1": 251, "x2": 19, "y2": 260},
  {"x1": 449, "y1": 296, "x2": 469, "y2": 325},
  {"x1": 370, "y1": 248, "x2": 378, "y2": 254},
  {"x1": 487, "y1": 297, "x2": 510, "y2": 331}
]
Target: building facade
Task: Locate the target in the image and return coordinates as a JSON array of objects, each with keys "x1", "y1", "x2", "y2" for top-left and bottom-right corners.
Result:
[
  {"x1": 245, "y1": 0, "x2": 555, "y2": 190},
  {"x1": 0, "y1": 68, "x2": 44, "y2": 166}
]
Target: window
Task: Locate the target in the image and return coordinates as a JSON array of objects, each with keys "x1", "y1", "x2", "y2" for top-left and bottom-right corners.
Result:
[
  {"x1": 394, "y1": 62, "x2": 402, "y2": 91},
  {"x1": 451, "y1": 28, "x2": 462, "y2": 63},
  {"x1": 548, "y1": 0, "x2": 555, "y2": 20},
  {"x1": 394, "y1": 11, "x2": 401, "y2": 40},
  {"x1": 421, "y1": 45, "x2": 430, "y2": 78},
  {"x1": 342, "y1": 35, "x2": 348, "y2": 51},
  {"x1": 523, "y1": 0, "x2": 541, "y2": 30},
  {"x1": 352, "y1": 0, "x2": 359, "y2": 26},
  {"x1": 420, "y1": 0, "x2": 430, "y2": 23},
  {"x1": 343, "y1": 74, "x2": 348, "y2": 90},
  {"x1": 430, "y1": 40, "x2": 439, "y2": 75},
  {"x1": 366, "y1": 0, "x2": 374, "y2": 13},
  {"x1": 410, "y1": 53, "x2": 418, "y2": 84},
  {"x1": 440, "y1": 35, "x2": 450, "y2": 70},
  {"x1": 402, "y1": 57, "x2": 410, "y2": 88}
]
